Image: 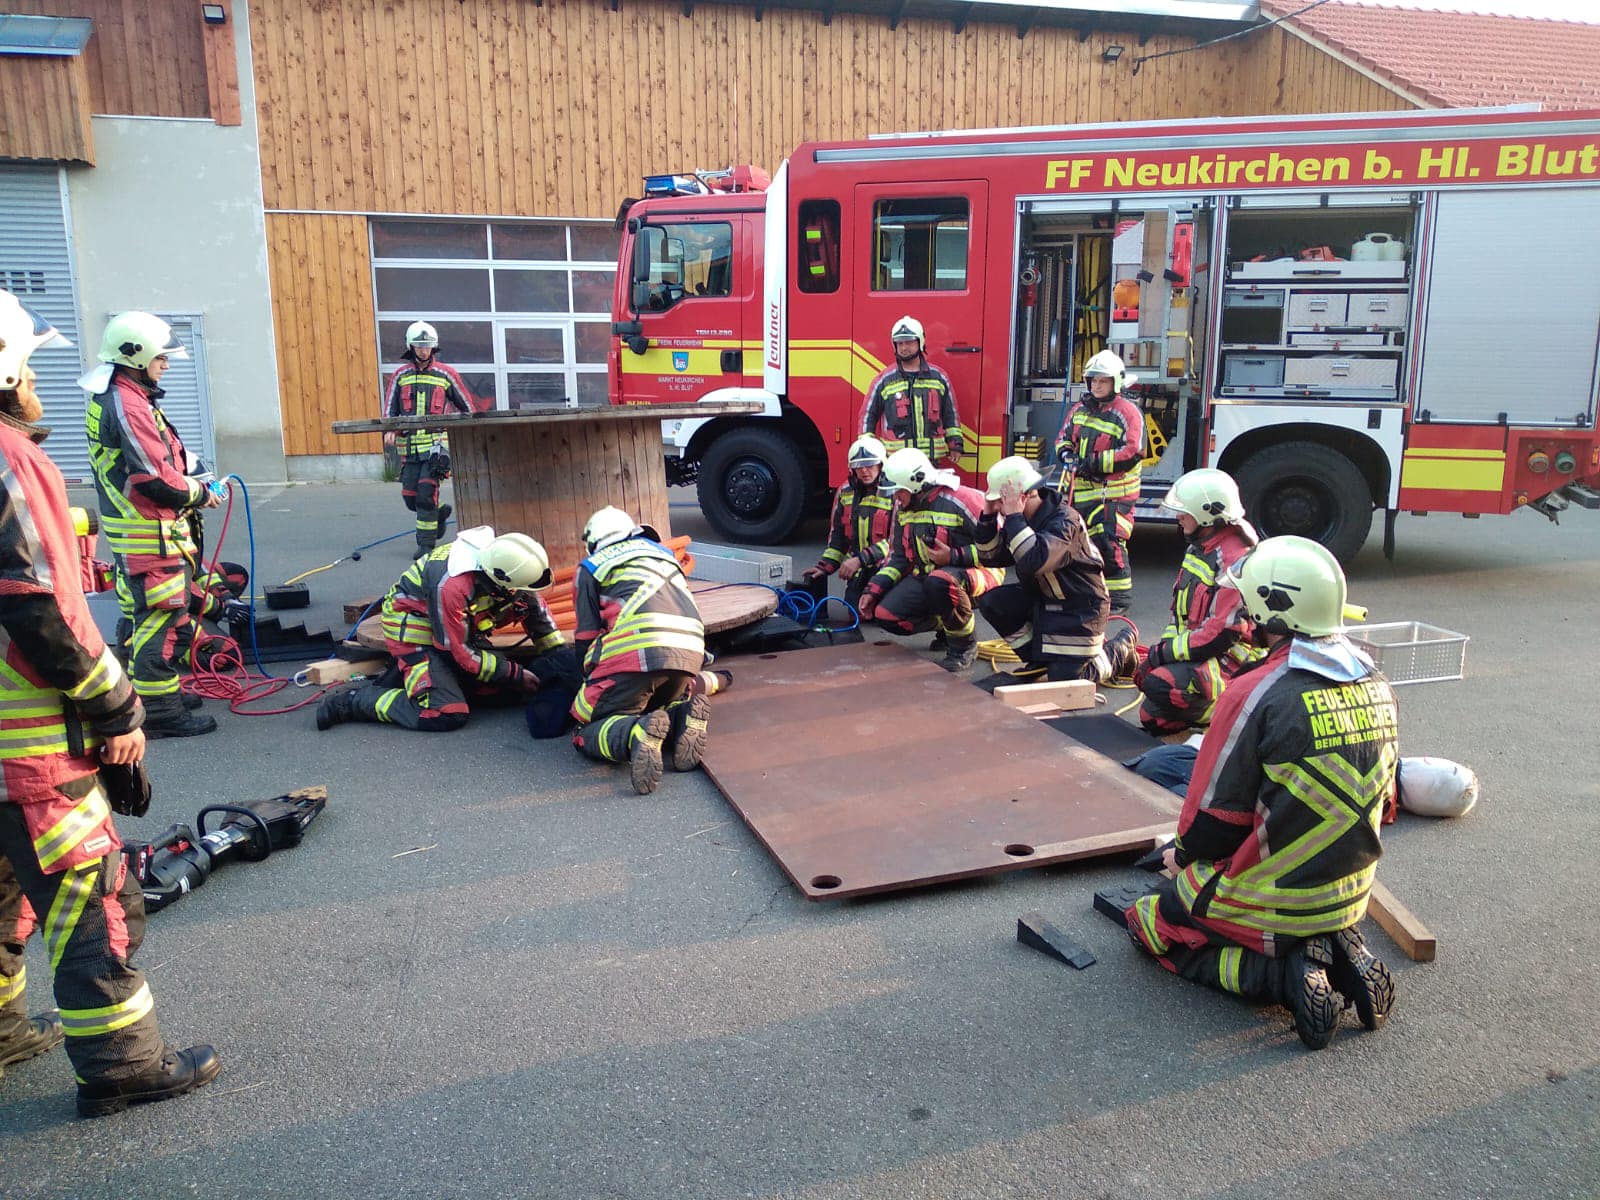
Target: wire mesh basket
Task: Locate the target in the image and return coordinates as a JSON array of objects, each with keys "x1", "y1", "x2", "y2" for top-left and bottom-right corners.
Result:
[{"x1": 1348, "y1": 621, "x2": 1468, "y2": 685}]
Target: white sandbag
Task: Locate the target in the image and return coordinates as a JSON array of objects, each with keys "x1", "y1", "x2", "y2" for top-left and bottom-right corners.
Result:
[{"x1": 1397, "y1": 756, "x2": 1479, "y2": 818}]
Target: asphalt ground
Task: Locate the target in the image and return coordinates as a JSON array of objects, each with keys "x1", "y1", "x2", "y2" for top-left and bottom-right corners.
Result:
[{"x1": 4, "y1": 479, "x2": 1598, "y2": 1199}]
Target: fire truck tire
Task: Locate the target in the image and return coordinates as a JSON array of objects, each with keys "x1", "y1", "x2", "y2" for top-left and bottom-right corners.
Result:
[
  {"x1": 698, "y1": 426, "x2": 810, "y2": 543},
  {"x1": 1235, "y1": 441, "x2": 1373, "y2": 564}
]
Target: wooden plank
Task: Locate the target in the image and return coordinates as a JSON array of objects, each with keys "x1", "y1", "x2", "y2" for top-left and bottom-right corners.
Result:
[
  {"x1": 331, "y1": 401, "x2": 761, "y2": 435},
  {"x1": 1015, "y1": 702, "x2": 1062, "y2": 717},
  {"x1": 994, "y1": 679, "x2": 1096, "y2": 711},
  {"x1": 304, "y1": 657, "x2": 382, "y2": 686},
  {"x1": 1367, "y1": 879, "x2": 1437, "y2": 963}
]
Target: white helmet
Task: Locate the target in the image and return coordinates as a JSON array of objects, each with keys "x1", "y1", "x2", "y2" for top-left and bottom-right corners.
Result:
[
  {"x1": 985, "y1": 455, "x2": 1045, "y2": 501},
  {"x1": 0, "y1": 292, "x2": 71, "y2": 390},
  {"x1": 1227, "y1": 535, "x2": 1348, "y2": 638},
  {"x1": 1082, "y1": 349, "x2": 1135, "y2": 394},
  {"x1": 890, "y1": 315, "x2": 925, "y2": 347},
  {"x1": 478, "y1": 532, "x2": 552, "y2": 592},
  {"x1": 847, "y1": 434, "x2": 887, "y2": 471},
  {"x1": 583, "y1": 505, "x2": 638, "y2": 554},
  {"x1": 98, "y1": 311, "x2": 188, "y2": 371},
  {"x1": 1161, "y1": 468, "x2": 1247, "y2": 528},
  {"x1": 881, "y1": 447, "x2": 941, "y2": 496},
  {"x1": 406, "y1": 320, "x2": 439, "y2": 349}
]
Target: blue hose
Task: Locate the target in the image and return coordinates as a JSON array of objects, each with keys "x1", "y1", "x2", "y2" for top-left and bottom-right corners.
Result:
[
  {"x1": 756, "y1": 584, "x2": 860, "y2": 633},
  {"x1": 224, "y1": 474, "x2": 273, "y2": 678}
]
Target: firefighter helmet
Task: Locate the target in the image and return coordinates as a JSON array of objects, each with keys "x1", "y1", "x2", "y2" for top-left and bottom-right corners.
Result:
[
  {"x1": 1161, "y1": 468, "x2": 1246, "y2": 527},
  {"x1": 847, "y1": 434, "x2": 887, "y2": 470},
  {"x1": 583, "y1": 505, "x2": 638, "y2": 554},
  {"x1": 406, "y1": 321, "x2": 439, "y2": 349},
  {"x1": 889, "y1": 315, "x2": 924, "y2": 347},
  {"x1": 1082, "y1": 349, "x2": 1135, "y2": 393},
  {"x1": 0, "y1": 291, "x2": 71, "y2": 391},
  {"x1": 478, "y1": 532, "x2": 552, "y2": 592},
  {"x1": 985, "y1": 455, "x2": 1045, "y2": 501},
  {"x1": 97, "y1": 312, "x2": 188, "y2": 370},
  {"x1": 881, "y1": 447, "x2": 941, "y2": 496},
  {"x1": 1227, "y1": 535, "x2": 1348, "y2": 638}
]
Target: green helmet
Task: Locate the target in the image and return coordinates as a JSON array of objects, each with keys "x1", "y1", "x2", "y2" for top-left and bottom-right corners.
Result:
[
  {"x1": 98, "y1": 312, "x2": 187, "y2": 370},
  {"x1": 1227, "y1": 535, "x2": 1348, "y2": 638},
  {"x1": 1161, "y1": 468, "x2": 1245, "y2": 527},
  {"x1": 0, "y1": 291, "x2": 71, "y2": 390},
  {"x1": 478, "y1": 532, "x2": 552, "y2": 592},
  {"x1": 985, "y1": 455, "x2": 1044, "y2": 501}
]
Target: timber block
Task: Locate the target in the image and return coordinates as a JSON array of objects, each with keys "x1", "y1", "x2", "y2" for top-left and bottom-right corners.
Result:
[
  {"x1": 1015, "y1": 702, "x2": 1062, "y2": 718},
  {"x1": 1366, "y1": 879, "x2": 1437, "y2": 963},
  {"x1": 994, "y1": 679, "x2": 1096, "y2": 712},
  {"x1": 304, "y1": 658, "x2": 381, "y2": 686},
  {"x1": 1018, "y1": 912, "x2": 1096, "y2": 969},
  {"x1": 1092, "y1": 880, "x2": 1163, "y2": 924},
  {"x1": 343, "y1": 596, "x2": 382, "y2": 625}
]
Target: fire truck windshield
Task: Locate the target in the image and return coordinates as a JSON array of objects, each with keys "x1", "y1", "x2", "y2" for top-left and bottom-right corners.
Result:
[{"x1": 632, "y1": 221, "x2": 733, "y2": 312}]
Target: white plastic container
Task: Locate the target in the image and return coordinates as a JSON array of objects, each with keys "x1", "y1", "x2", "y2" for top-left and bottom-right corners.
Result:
[{"x1": 1353, "y1": 232, "x2": 1405, "y2": 262}]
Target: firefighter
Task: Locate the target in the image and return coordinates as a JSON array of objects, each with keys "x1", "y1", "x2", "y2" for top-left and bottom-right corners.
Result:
[
  {"x1": 382, "y1": 321, "x2": 473, "y2": 558},
  {"x1": 800, "y1": 434, "x2": 895, "y2": 613},
  {"x1": 1136, "y1": 468, "x2": 1261, "y2": 735},
  {"x1": 971, "y1": 456, "x2": 1137, "y2": 690},
  {"x1": 570, "y1": 507, "x2": 729, "y2": 795},
  {"x1": 316, "y1": 530, "x2": 578, "y2": 733},
  {"x1": 0, "y1": 293, "x2": 219, "y2": 1115},
  {"x1": 858, "y1": 448, "x2": 1004, "y2": 674},
  {"x1": 1123, "y1": 536, "x2": 1399, "y2": 1050},
  {"x1": 84, "y1": 312, "x2": 223, "y2": 739},
  {"x1": 1055, "y1": 350, "x2": 1144, "y2": 612},
  {"x1": 860, "y1": 316, "x2": 964, "y2": 466}
]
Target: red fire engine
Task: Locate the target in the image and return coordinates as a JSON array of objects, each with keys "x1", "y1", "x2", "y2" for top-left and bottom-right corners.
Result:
[{"x1": 609, "y1": 107, "x2": 1600, "y2": 560}]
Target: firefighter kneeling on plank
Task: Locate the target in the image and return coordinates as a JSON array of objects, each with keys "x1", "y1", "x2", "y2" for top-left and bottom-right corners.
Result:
[
  {"x1": 316, "y1": 530, "x2": 578, "y2": 733},
  {"x1": 857, "y1": 448, "x2": 1004, "y2": 674},
  {"x1": 570, "y1": 507, "x2": 730, "y2": 796},
  {"x1": 971, "y1": 456, "x2": 1137, "y2": 692},
  {"x1": 800, "y1": 434, "x2": 894, "y2": 613},
  {"x1": 0, "y1": 292, "x2": 219, "y2": 1116},
  {"x1": 1136, "y1": 468, "x2": 1261, "y2": 735},
  {"x1": 1124, "y1": 535, "x2": 1398, "y2": 1050}
]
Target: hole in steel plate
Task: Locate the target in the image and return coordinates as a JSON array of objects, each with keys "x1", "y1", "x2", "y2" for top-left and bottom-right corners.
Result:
[
  {"x1": 759, "y1": 654, "x2": 779, "y2": 660},
  {"x1": 873, "y1": 640, "x2": 892, "y2": 647},
  {"x1": 1004, "y1": 843, "x2": 1035, "y2": 857},
  {"x1": 810, "y1": 874, "x2": 842, "y2": 890}
]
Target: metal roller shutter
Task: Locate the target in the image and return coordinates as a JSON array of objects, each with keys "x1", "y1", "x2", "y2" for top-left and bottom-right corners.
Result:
[{"x1": 150, "y1": 313, "x2": 217, "y2": 469}]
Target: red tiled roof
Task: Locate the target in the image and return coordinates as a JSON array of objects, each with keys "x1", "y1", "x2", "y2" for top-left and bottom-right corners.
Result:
[{"x1": 1260, "y1": 1, "x2": 1600, "y2": 109}]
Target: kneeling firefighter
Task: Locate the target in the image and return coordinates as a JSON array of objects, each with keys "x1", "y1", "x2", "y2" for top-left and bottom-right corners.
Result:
[
  {"x1": 317, "y1": 530, "x2": 579, "y2": 732},
  {"x1": 800, "y1": 434, "x2": 895, "y2": 612},
  {"x1": 570, "y1": 507, "x2": 729, "y2": 795}
]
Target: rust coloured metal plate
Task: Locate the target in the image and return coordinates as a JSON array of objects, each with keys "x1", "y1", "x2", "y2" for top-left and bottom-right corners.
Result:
[{"x1": 699, "y1": 642, "x2": 1181, "y2": 900}]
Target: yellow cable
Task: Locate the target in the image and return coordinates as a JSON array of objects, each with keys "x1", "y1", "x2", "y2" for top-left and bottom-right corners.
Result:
[{"x1": 281, "y1": 561, "x2": 341, "y2": 586}]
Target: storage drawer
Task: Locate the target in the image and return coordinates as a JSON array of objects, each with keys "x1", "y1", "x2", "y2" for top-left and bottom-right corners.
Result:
[
  {"x1": 1230, "y1": 260, "x2": 1407, "y2": 282},
  {"x1": 1287, "y1": 292, "x2": 1348, "y2": 327},
  {"x1": 1221, "y1": 288, "x2": 1284, "y2": 345},
  {"x1": 1222, "y1": 354, "x2": 1286, "y2": 388},
  {"x1": 1347, "y1": 291, "x2": 1408, "y2": 328},
  {"x1": 1287, "y1": 331, "x2": 1388, "y2": 349},
  {"x1": 1223, "y1": 287, "x2": 1285, "y2": 309},
  {"x1": 1283, "y1": 355, "x2": 1398, "y2": 391}
]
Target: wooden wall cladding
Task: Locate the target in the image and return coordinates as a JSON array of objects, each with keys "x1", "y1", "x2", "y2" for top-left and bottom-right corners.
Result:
[
  {"x1": 266, "y1": 212, "x2": 382, "y2": 457},
  {"x1": 0, "y1": 52, "x2": 94, "y2": 164},
  {"x1": 249, "y1": 0, "x2": 1418, "y2": 218},
  {"x1": 6, "y1": 0, "x2": 212, "y2": 119}
]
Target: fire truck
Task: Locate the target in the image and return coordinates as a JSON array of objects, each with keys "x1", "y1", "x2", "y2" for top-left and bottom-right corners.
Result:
[{"x1": 608, "y1": 106, "x2": 1600, "y2": 560}]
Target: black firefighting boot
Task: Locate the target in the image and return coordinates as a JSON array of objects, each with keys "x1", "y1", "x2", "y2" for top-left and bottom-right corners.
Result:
[
  {"x1": 929, "y1": 626, "x2": 948, "y2": 652},
  {"x1": 1104, "y1": 620, "x2": 1141, "y2": 681},
  {"x1": 180, "y1": 691, "x2": 204, "y2": 711},
  {"x1": 940, "y1": 633, "x2": 979, "y2": 674},
  {"x1": 1279, "y1": 936, "x2": 1344, "y2": 1050},
  {"x1": 142, "y1": 694, "x2": 218, "y2": 739},
  {"x1": 667, "y1": 694, "x2": 712, "y2": 771},
  {"x1": 76, "y1": 1044, "x2": 221, "y2": 1118},
  {"x1": 437, "y1": 502, "x2": 453, "y2": 530},
  {"x1": 1327, "y1": 925, "x2": 1395, "y2": 1031},
  {"x1": 629, "y1": 710, "x2": 671, "y2": 795},
  {"x1": 0, "y1": 1010, "x2": 64, "y2": 1079},
  {"x1": 315, "y1": 687, "x2": 359, "y2": 731}
]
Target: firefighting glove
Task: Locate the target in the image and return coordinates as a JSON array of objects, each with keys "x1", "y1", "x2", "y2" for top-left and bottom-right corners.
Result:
[
  {"x1": 1144, "y1": 641, "x2": 1173, "y2": 670},
  {"x1": 100, "y1": 760, "x2": 153, "y2": 818},
  {"x1": 427, "y1": 449, "x2": 451, "y2": 479},
  {"x1": 1057, "y1": 448, "x2": 1082, "y2": 474}
]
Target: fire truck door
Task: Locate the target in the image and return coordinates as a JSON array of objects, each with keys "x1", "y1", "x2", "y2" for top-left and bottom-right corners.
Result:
[{"x1": 853, "y1": 182, "x2": 989, "y2": 471}]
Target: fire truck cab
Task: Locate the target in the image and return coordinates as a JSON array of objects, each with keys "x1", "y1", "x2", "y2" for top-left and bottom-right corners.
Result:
[{"x1": 610, "y1": 107, "x2": 1600, "y2": 559}]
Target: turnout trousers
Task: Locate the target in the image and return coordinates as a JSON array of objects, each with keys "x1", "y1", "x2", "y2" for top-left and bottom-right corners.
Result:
[
  {"x1": 398, "y1": 459, "x2": 448, "y2": 555},
  {"x1": 1139, "y1": 658, "x2": 1226, "y2": 735},
  {"x1": 1075, "y1": 497, "x2": 1136, "y2": 610},
  {"x1": 0, "y1": 779, "x2": 165, "y2": 1083},
  {"x1": 872, "y1": 568, "x2": 997, "y2": 640},
  {"x1": 113, "y1": 556, "x2": 197, "y2": 701},
  {"x1": 350, "y1": 646, "x2": 568, "y2": 732},
  {"x1": 1124, "y1": 874, "x2": 1302, "y2": 1002},
  {"x1": 572, "y1": 670, "x2": 706, "y2": 763}
]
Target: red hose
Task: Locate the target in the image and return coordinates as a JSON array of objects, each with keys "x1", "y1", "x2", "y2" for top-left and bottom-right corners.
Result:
[{"x1": 184, "y1": 630, "x2": 331, "y2": 716}]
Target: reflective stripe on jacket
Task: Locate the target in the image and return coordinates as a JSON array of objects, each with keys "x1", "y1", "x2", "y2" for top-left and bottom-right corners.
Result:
[
  {"x1": 86, "y1": 371, "x2": 202, "y2": 565},
  {"x1": 1055, "y1": 393, "x2": 1144, "y2": 503},
  {"x1": 384, "y1": 353, "x2": 473, "y2": 458},
  {"x1": 573, "y1": 539, "x2": 705, "y2": 679},
  {"x1": 1158, "y1": 523, "x2": 1260, "y2": 671},
  {"x1": 975, "y1": 486, "x2": 1108, "y2": 659},
  {"x1": 860, "y1": 363, "x2": 962, "y2": 460},
  {"x1": 867, "y1": 483, "x2": 1005, "y2": 594},
  {"x1": 818, "y1": 481, "x2": 894, "y2": 572}
]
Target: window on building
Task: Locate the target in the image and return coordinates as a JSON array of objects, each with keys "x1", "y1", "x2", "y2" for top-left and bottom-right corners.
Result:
[
  {"x1": 872, "y1": 198, "x2": 969, "y2": 292},
  {"x1": 634, "y1": 222, "x2": 733, "y2": 311},
  {"x1": 796, "y1": 199, "x2": 840, "y2": 295}
]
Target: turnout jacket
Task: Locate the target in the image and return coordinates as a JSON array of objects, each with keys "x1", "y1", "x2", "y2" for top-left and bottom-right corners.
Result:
[
  {"x1": 860, "y1": 361, "x2": 963, "y2": 461},
  {"x1": 865, "y1": 483, "x2": 1004, "y2": 595},
  {"x1": 1173, "y1": 636, "x2": 1398, "y2": 951},
  {"x1": 1154, "y1": 523, "x2": 1258, "y2": 670},
  {"x1": 1055, "y1": 393, "x2": 1144, "y2": 505},
  {"x1": 383, "y1": 350, "x2": 473, "y2": 459},
  {"x1": 380, "y1": 546, "x2": 563, "y2": 685},
  {"x1": 975, "y1": 486, "x2": 1109, "y2": 659},
  {"x1": 0, "y1": 412, "x2": 141, "y2": 853},
  {"x1": 816, "y1": 479, "x2": 894, "y2": 574},
  {"x1": 85, "y1": 369, "x2": 205, "y2": 571},
  {"x1": 574, "y1": 537, "x2": 706, "y2": 679}
]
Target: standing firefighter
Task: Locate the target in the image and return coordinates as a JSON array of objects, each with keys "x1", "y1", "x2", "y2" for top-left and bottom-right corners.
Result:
[
  {"x1": 382, "y1": 321, "x2": 473, "y2": 558},
  {"x1": 570, "y1": 507, "x2": 728, "y2": 795},
  {"x1": 84, "y1": 312, "x2": 223, "y2": 739},
  {"x1": 1124, "y1": 536, "x2": 1399, "y2": 1050},
  {"x1": 800, "y1": 434, "x2": 895, "y2": 612},
  {"x1": 860, "y1": 316, "x2": 964, "y2": 466},
  {"x1": 1055, "y1": 350, "x2": 1144, "y2": 612},
  {"x1": 0, "y1": 293, "x2": 219, "y2": 1115},
  {"x1": 1137, "y1": 468, "x2": 1260, "y2": 734},
  {"x1": 858, "y1": 448, "x2": 1004, "y2": 674},
  {"x1": 318, "y1": 530, "x2": 575, "y2": 733}
]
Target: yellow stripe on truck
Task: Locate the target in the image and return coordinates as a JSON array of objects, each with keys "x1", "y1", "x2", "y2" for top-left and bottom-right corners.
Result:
[{"x1": 1400, "y1": 450, "x2": 1506, "y2": 492}]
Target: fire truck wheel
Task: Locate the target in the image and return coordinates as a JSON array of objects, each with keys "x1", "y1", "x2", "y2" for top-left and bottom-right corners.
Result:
[
  {"x1": 1235, "y1": 440, "x2": 1373, "y2": 564},
  {"x1": 698, "y1": 426, "x2": 810, "y2": 543}
]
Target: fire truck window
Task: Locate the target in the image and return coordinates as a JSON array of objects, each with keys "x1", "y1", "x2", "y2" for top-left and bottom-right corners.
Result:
[
  {"x1": 872, "y1": 198, "x2": 969, "y2": 292},
  {"x1": 636, "y1": 222, "x2": 734, "y2": 310},
  {"x1": 797, "y1": 199, "x2": 841, "y2": 294}
]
